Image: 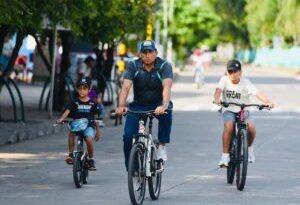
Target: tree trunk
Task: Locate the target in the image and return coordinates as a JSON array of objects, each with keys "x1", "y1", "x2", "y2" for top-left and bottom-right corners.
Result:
[
  {"x1": 103, "y1": 43, "x2": 115, "y2": 80},
  {"x1": 0, "y1": 25, "x2": 9, "y2": 57},
  {"x1": 52, "y1": 31, "x2": 73, "y2": 111},
  {"x1": 48, "y1": 30, "x2": 54, "y2": 63},
  {"x1": 3, "y1": 31, "x2": 25, "y2": 78},
  {"x1": 60, "y1": 31, "x2": 72, "y2": 74},
  {"x1": 32, "y1": 34, "x2": 51, "y2": 73},
  {"x1": 94, "y1": 47, "x2": 106, "y2": 94}
]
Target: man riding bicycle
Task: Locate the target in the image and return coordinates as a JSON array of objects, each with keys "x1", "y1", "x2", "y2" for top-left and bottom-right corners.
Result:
[
  {"x1": 214, "y1": 60, "x2": 274, "y2": 167},
  {"x1": 116, "y1": 40, "x2": 173, "y2": 170}
]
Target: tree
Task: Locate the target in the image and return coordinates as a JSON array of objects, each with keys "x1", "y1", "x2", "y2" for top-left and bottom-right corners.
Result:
[
  {"x1": 204, "y1": 0, "x2": 250, "y2": 48},
  {"x1": 162, "y1": 0, "x2": 221, "y2": 60},
  {"x1": 275, "y1": 0, "x2": 300, "y2": 45},
  {"x1": 245, "y1": 0, "x2": 278, "y2": 47}
]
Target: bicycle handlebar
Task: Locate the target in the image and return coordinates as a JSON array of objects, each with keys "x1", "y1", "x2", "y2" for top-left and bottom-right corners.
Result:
[
  {"x1": 111, "y1": 109, "x2": 168, "y2": 117},
  {"x1": 219, "y1": 102, "x2": 271, "y2": 110},
  {"x1": 53, "y1": 118, "x2": 102, "y2": 127}
]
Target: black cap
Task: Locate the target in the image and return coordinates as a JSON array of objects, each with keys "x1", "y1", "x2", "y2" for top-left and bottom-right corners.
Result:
[
  {"x1": 77, "y1": 77, "x2": 91, "y2": 88},
  {"x1": 227, "y1": 60, "x2": 241, "y2": 71}
]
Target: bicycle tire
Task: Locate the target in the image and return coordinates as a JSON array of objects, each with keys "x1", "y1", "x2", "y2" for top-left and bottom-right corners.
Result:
[
  {"x1": 128, "y1": 143, "x2": 146, "y2": 205},
  {"x1": 73, "y1": 152, "x2": 84, "y2": 188},
  {"x1": 148, "y1": 144, "x2": 162, "y2": 200},
  {"x1": 236, "y1": 129, "x2": 248, "y2": 190},
  {"x1": 82, "y1": 154, "x2": 89, "y2": 184},
  {"x1": 227, "y1": 135, "x2": 236, "y2": 184}
]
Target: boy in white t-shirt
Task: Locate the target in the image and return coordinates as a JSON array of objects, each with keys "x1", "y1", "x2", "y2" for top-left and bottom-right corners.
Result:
[{"x1": 213, "y1": 60, "x2": 274, "y2": 167}]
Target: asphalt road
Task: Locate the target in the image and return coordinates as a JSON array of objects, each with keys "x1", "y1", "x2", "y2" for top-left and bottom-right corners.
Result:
[{"x1": 0, "y1": 64, "x2": 300, "y2": 205}]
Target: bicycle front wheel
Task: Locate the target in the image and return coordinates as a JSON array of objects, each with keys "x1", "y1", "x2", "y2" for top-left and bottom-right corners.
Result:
[
  {"x1": 73, "y1": 152, "x2": 84, "y2": 188},
  {"x1": 148, "y1": 144, "x2": 162, "y2": 200},
  {"x1": 128, "y1": 143, "x2": 146, "y2": 205},
  {"x1": 82, "y1": 154, "x2": 89, "y2": 184},
  {"x1": 235, "y1": 129, "x2": 248, "y2": 191},
  {"x1": 227, "y1": 135, "x2": 236, "y2": 184}
]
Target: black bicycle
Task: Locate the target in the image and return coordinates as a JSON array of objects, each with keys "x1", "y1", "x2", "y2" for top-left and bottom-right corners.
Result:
[
  {"x1": 125, "y1": 110, "x2": 164, "y2": 205},
  {"x1": 55, "y1": 118, "x2": 100, "y2": 188},
  {"x1": 220, "y1": 102, "x2": 270, "y2": 191}
]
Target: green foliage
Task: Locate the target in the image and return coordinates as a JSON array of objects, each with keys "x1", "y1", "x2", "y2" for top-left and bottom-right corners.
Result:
[
  {"x1": 204, "y1": 0, "x2": 250, "y2": 47},
  {"x1": 75, "y1": 0, "x2": 152, "y2": 45},
  {"x1": 0, "y1": 0, "x2": 152, "y2": 44},
  {"x1": 275, "y1": 0, "x2": 300, "y2": 40},
  {"x1": 166, "y1": 0, "x2": 221, "y2": 59},
  {"x1": 245, "y1": 0, "x2": 278, "y2": 46}
]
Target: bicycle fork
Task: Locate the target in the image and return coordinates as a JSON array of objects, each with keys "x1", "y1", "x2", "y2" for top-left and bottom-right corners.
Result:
[{"x1": 74, "y1": 137, "x2": 87, "y2": 164}]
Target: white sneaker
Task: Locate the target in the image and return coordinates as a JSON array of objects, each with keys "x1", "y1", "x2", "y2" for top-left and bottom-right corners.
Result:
[
  {"x1": 218, "y1": 153, "x2": 230, "y2": 167},
  {"x1": 157, "y1": 145, "x2": 168, "y2": 162},
  {"x1": 248, "y1": 146, "x2": 255, "y2": 163}
]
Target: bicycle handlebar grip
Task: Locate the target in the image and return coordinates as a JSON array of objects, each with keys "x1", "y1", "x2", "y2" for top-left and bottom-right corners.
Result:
[{"x1": 221, "y1": 102, "x2": 229, "y2": 108}]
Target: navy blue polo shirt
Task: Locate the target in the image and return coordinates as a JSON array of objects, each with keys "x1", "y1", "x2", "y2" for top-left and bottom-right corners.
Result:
[{"x1": 123, "y1": 57, "x2": 173, "y2": 105}]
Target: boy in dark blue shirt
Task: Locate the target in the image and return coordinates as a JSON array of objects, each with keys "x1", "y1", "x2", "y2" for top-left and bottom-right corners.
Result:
[{"x1": 57, "y1": 77, "x2": 101, "y2": 170}]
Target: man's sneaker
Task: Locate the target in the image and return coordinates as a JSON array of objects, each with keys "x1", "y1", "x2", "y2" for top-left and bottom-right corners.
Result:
[
  {"x1": 157, "y1": 145, "x2": 168, "y2": 162},
  {"x1": 248, "y1": 146, "x2": 255, "y2": 163},
  {"x1": 88, "y1": 159, "x2": 96, "y2": 171},
  {"x1": 218, "y1": 153, "x2": 230, "y2": 167},
  {"x1": 65, "y1": 153, "x2": 73, "y2": 165}
]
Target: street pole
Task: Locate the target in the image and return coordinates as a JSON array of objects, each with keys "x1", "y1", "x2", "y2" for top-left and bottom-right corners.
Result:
[
  {"x1": 167, "y1": 0, "x2": 174, "y2": 64},
  {"x1": 155, "y1": 20, "x2": 160, "y2": 44},
  {"x1": 163, "y1": 0, "x2": 168, "y2": 59},
  {"x1": 48, "y1": 25, "x2": 57, "y2": 119}
]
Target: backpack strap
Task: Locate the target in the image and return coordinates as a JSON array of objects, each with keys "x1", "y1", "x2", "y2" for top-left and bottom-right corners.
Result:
[
  {"x1": 156, "y1": 60, "x2": 167, "y2": 82},
  {"x1": 132, "y1": 60, "x2": 139, "y2": 79}
]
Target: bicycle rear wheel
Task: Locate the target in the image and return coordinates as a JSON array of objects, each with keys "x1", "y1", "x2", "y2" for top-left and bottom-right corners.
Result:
[
  {"x1": 227, "y1": 135, "x2": 236, "y2": 184},
  {"x1": 148, "y1": 144, "x2": 162, "y2": 200},
  {"x1": 128, "y1": 143, "x2": 146, "y2": 205},
  {"x1": 73, "y1": 152, "x2": 84, "y2": 188},
  {"x1": 235, "y1": 129, "x2": 248, "y2": 190}
]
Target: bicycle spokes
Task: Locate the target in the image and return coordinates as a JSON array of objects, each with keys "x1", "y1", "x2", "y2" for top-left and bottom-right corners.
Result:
[{"x1": 128, "y1": 144, "x2": 146, "y2": 205}]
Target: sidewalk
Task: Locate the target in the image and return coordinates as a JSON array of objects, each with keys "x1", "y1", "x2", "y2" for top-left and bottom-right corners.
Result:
[{"x1": 0, "y1": 83, "x2": 64, "y2": 146}]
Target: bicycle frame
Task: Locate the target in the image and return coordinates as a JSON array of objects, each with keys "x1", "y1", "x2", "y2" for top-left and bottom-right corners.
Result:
[
  {"x1": 74, "y1": 132, "x2": 88, "y2": 160},
  {"x1": 234, "y1": 109, "x2": 248, "y2": 134},
  {"x1": 134, "y1": 114, "x2": 160, "y2": 177},
  {"x1": 127, "y1": 110, "x2": 164, "y2": 176}
]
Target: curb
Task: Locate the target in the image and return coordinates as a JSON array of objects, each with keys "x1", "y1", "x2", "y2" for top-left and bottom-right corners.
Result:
[{"x1": 0, "y1": 121, "x2": 65, "y2": 147}]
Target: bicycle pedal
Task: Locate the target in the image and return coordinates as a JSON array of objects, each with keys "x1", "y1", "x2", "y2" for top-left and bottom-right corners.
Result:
[
  {"x1": 156, "y1": 167, "x2": 164, "y2": 173},
  {"x1": 219, "y1": 164, "x2": 228, "y2": 169}
]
